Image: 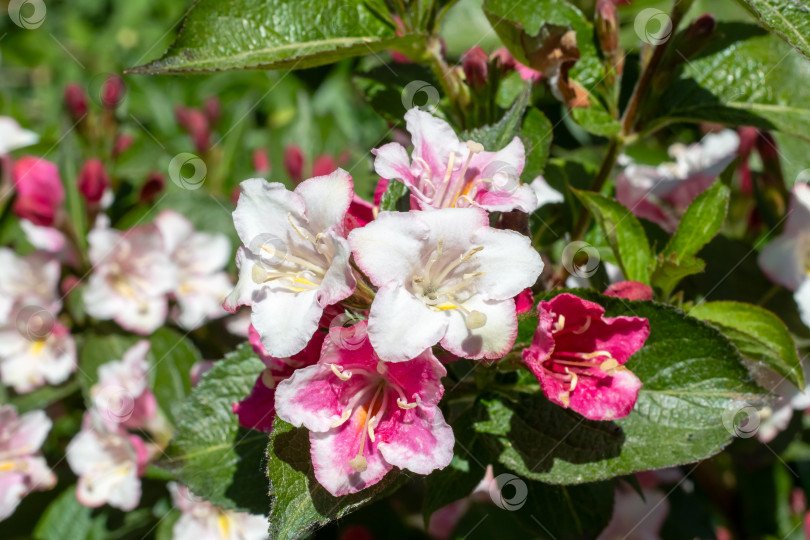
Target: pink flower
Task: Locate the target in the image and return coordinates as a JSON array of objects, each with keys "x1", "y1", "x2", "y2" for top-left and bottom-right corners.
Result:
[
  {"x1": 233, "y1": 325, "x2": 324, "y2": 432},
  {"x1": 66, "y1": 411, "x2": 147, "y2": 511},
  {"x1": 168, "y1": 482, "x2": 268, "y2": 540},
  {"x1": 91, "y1": 340, "x2": 158, "y2": 432},
  {"x1": 0, "y1": 320, "x2": 76, "y2": 394},
  {"x1": 154, "y1": 210, "x2": 232, "y2": 330},
  {"x1": 372, "y1": 109, "x2": 539, "y2": 213},
  {"x1": 12, "y1": 156, "x2": 64, "y2": 227},
  {"x1": 0, "y1": 406, "x2": 56, "y2": 521},
  {"x1": 523, "y1": 294, "x2": 649, "y2": 420},
  {"x1": 83, "y1": 222, "x2": 178, "y2": 334},
  {"x1": 349, "y1": 208, "x2": 543, "y2": 361},
  {"x1": 224, "y1": 171, "x2": 357, "y2": 358},
  {"x1": 615, "y1": 130, "x2": 739, "y2": 232},
  {"x1": 275, "y1": 321, "x2": 453, "y2": 496}
]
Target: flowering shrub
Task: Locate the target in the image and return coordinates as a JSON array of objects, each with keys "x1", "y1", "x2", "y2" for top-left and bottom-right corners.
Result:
[{"x1": 3, "y1": 0, "x2": 810, "y2": 539}]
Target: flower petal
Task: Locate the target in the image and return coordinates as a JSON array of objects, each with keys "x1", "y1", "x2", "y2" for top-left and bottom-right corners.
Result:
[
  {"x1": 405, "y1": 108, "x2": 462, "y2": 178},
  {"x1": 223, "y1": 247, "x2": 266, "y2": 312},
  {"x1": 759, "y1": 234, "x2": 805, "y2": 291},
  {"x1": 440, "y1": 296, "x2": 518, "y2": 360},
  {"x1": 471, "y1": 227, "x2": 544, "y2": 300},
  {"x1": 296, "y1": 168, "x2": 354, "y2": 235},
  {"x1": 233, "y1": 178, "x2": 305, "y2": 247},
  {"x1": 314, "y1": 234, "x2": 356, "y2": 308},
  {"x1": 372, "y1": 143, "x2": 416, "y2": 190},
  {"x1": 376, "y1": 404, "x2": 454, "y2": 475},
  {"x1": 567, "y1": 368, "x2": 642, "y2": 421},
  {"x1": 251, "y1": 288, "x2": 323, "y2": 358}
]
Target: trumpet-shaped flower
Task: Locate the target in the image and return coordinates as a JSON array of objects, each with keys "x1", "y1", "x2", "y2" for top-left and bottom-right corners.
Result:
[
  {"x1": 0, "y1": 319, "x2": 76, "y2": 394},
  {"x1": 233, "y1": 325, "x2": 323, "y2": 433},
  {"x1": 91, "y1": 340, "x2": 158, "y2": 432},
  {"x1": 155, "y1": 210, "x2": 232, "y2": 330},
  {"x1": 523, "y1": 294, "x2": 649, "y2": 420},
  {"x1": 224, "y1": 170, "x2": 357, "y2": 358},
  {"x1": 168, "y1": 483, "x2": 268, "y2": 540},
  {"x1": 759, "y1": 183, "x2": 810, "y2": 328},
  {"x1": 373, "y1": 109, "x2": 539, "y2": 212},
  {"x1": 275, "y1": 321, "x2": 453, "y2": 496},
  {"x1": 0, "y1": 406, "x2": 56, "y2": 521},
  {"x1": 349, "y1": 207, "x2": 543, "y2": 361},
  {"x1": 83, "y1": 223, "x2": 178, "y2": 334},
  {"x1": 66, "y1": 411, "x2": 148, "y2": 511}
]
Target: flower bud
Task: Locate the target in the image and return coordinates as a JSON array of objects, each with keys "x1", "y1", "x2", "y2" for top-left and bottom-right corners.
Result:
[
  {"x1": 175, "y1": 106, "x2": 210, "y2": 153},
  {"x1": 139, "y1": 171, "x2": 165, "y2": 204},
  {"x1": 12, "y1": 156, "x2": 64, "y2": 227},
  {"x1": 112, "y1": 133, "x2": 134, "y2": 160},
  {"x1": 203, "y1": 97, "x2": 221, "y2": 126},
  {"x1": 595, "y1": 0, "x2": 619, "y2": 57},
  {"x1": 462, "y1": 46, "x2": 489, "y2": 90},
  {"x1": 101, "y1": 75, "x2": 126, "y2": 109},
  {"x1": 64, "y1": 83, "x2": 88, "y2": 120},
  {"x1": 253, "y1": 148, "x2": 270, "y2": 174},
  {"x1": 78, "y1": 158, "x2": 110, "y2": 204},
  {"x1": 283, "y1": 144, "x2": 304, "y2": 183},
  {"x1": 604, "y1": 281, "x2": 654, "y2": 301},
  {"x1": 312, "y1": 154, "x2": 337, "y2": 177}
]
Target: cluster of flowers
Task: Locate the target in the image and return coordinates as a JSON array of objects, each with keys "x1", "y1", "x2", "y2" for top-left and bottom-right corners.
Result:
[{"x1": 227, "y1": 109, "x2": 651, "y2": 496}]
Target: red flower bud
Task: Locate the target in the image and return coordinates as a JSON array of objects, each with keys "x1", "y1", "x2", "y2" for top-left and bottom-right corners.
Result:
[
  {"x1": 12, "y1": 156, "x2": 64, "y2": 227},
  {"x1": 175, "y1": 106, "x2": 210, "y2": 153},
  {"x1": 78, "y1": 158, "x2": 109, "y2": 204},
  {"x1": 462, "y1": 46, "x2": 489, "y2": 90},
  {"x1": 204, "y1": 97, "x2": 221, "y2": 126},
  {"x1": 101, "y1": 75, "x2": 126, "y2": 108},
  {"x1": 64, "y1": 83, "x2": 88, "y2": 120},
  {"x1": 312, "y1": 154, "x2": 337, "y2": 177},
  {"x1": 112, "y1": 134, "x2": 134, "y2": 160},
  {"x1": 139, "y1": 171, "x2": 165, "y2": 204},
  {"x1": 284, "y1": 144, "x2": 305, "y2": 183},
  {"x1": 252, "y1": 148, "x2": 270, "y2": 174}
]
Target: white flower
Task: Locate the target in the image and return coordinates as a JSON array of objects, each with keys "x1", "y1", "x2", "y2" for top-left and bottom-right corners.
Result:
[
  {"x1": 155, "y1": 210, "x2": 232, "y2": 330},
  {"x1": 83, "y1": 223, "x2": 178, "y2": 334},
  {"x1": 224, "y1": 170, "x2": 357, "y2": 358},
  {"x1": 66, "y1": 411, "x2": 146, "y2": 511},
  {"x1": 0, "y1": 117, "x2": 38, "y2": 155},
  {"x1": 168, "y1": 483, "x2": 268, "y2": 540},
  {"x1": 0, "y1": 248, "x2": 61, "y2": 322},
  {"x1": 348, "y1": 207, "x2": 543, "y2": 361},
  {"x1": 0, "y1": 406, "x2": 56, "y2": 521}
]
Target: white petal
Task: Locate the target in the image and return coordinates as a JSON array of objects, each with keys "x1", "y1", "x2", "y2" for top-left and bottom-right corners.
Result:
[
  {"x1": 471, "y1": 227, "x2": 544, "y2": 300},
  {"x1": 530, "y1": 175, "x2": 564, "y2": 208},
  {"x1": 295, "y1": 168, "x2": 353, "y2": 235},
  {"x1": 796, "y1": 280, "x2": 810, "y2": 330},
  {"x1": 440, "y1": 296, "x2": 518, "y2": 360},
  {"x1": 251, "y1": 289, "x2": 323, "y2": 358},
  {"x1": 154, "y1": 210, "x2": 194, "y2": 254},
  {"x1": 758, "y1": 235, "x2": 805, "y2": 290},
  {"x1": 233, "y1": 178, "x2": 305, "y2": 247}
]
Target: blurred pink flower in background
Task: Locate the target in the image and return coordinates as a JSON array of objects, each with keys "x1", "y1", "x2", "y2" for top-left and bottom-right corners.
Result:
[
  {"x1": 168, "y1": 482, "x2": 268, "y2": 540},
  {"x1": 11, "y1": 157, "x2": 64, "y2": 227}
]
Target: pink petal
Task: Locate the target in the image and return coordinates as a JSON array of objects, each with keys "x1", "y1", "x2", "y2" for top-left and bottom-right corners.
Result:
[
  {"x1": 604, "y1": 281, "x2": 654, "y2": 301},
  {"x1": 515, "y1": 288, "x2": 534, "y2": 314},
  {"x1": 375, "y1": 403, "x2": 454, "y2": 475}
]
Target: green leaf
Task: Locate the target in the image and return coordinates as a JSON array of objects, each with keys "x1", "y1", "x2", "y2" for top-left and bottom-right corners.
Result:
[
  {"x1": 267, "y1": 417, "x2": 407, "y2": 540},
  {"x1": 353, "y1": 63, "x2": 441, "y2": 127},
  {"x1": 130, "y1": 0, "x2": 423, "y2": 74},
  {"x1": 475, "y1": 291, "x2": 767, "y2": 485},
  {"x1": 521, "y1": 107, "x2": 554, "y2": 179},
  {"x1": 461, "y1": 85, "x2": 530, "y2": 149},
  {"x1": 650, "y1": 23, "x2": 810, "y2": 138},
  {"x1": 10, "y1": 379, "x2": 80, "y2": 414},
  {"x1": 165, "y1": 343, "x2": 270, "y2": 514},
  {"x1": 663, "y1": 181, "x2": 731, "y2": 262},
  {"x1": 572, "y1": 189, "x2": 653, "y2": 284},
  {"x1": 571, "y1": 105, "x2": 621, "y2": 138},
  {"x1": 650, "y1": 253, "x2": 706, "y2": 298},
  {"x1": 690, "y1": 301, "x2": 804, "y2": 389},
  {"x1": 379, "y1": 179, "x2": 410, "y2": 211},
  {"x1": 736, "y1": 0, "x2": 810, "y2": 60},
  {"x1": 34, "y1": 487, "x2": 104, "y2": 540}
]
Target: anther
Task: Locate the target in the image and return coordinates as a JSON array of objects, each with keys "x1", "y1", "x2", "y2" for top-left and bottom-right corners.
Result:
[{"x1": 330, "y1": 364, "x2": 352, "y2": 381}]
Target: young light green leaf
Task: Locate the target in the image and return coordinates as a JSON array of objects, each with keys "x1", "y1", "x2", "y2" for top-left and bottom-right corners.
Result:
[
  {"x1": 735, "y1": 0, "x2": 810, "y2": 60},
  {"x1": 690, "y1": 301, "x2": 804, "y2": 389},
  {"x1": 664, "y1": 180, "x2": 731, "y2": 262},
  {"x1": 130, "y1": 0, "x2": 423, "y2": 74},
  {"x1": 572, "y1": 189, "x2": 653, "y2": 284},
  {"x1": 267, "y1": 417, "x2": 407, "y2": 540},
  {"x1": 379, "y1": 179, "x2": 410, "y2": 211},
  {"x1": 475, "y1": 291, "x2": 767, "y2": 485},
  {"x1": 651, "y1": 253, "x2": 706, "y2": 299},
  {"x1": 164, "y1": 343, "x2": 270, "y2": 515}
]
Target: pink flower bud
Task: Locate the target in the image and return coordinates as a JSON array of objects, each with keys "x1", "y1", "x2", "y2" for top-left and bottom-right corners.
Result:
[
  {"x1": 61, "y1": 275, "x2": 81, "y2": 296},
  {"x1": 312, "y1": 154, "x2": 337, "y2": 177},
  {"x1": 595, "y1": 0, "x2": 619, "y2": 56},
  {"x1": 462, "y1": 46, "x2": 489, "y2": 90},
  {"x1": 252, "y1": 148, "x2": 270, "y2": 174},
  {"x1": 604, "y1": 281, "x2": 654, "y2": 301},
  {"x1": 12, "y1": 156, "x2": 64, "y2": 227},
  {"x1": 113, "y1": 134, "x2": 134, "y2": 159},
  {"x1": 283, "y1": 144, "x2": 304, "y2": 183},
  {"x1": 78, "y1": 158, "x2": 109, "y2": 203},
  {"x1": 64, "y1": 83, "x2": 88, "y2": 120},
  {"x1": 203, "y1": 97, "x2": 221, "y2": 126},
  {"x1": 139, "y1": 171, "x2": 164, "y2": 204},
  {"x1": 174, "y1": 106, "x2": 210, "y2": 153},
  {"x1": 101, "y1": 75, "x2": 126, "y2": 109}
]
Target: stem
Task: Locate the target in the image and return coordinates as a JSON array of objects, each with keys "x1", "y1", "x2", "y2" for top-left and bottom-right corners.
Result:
[
  {"x1": 425, "y1": 36, "x2": 467, "y2": 123},
  {"x1": 570, "y1": 137, "x2": 621, "y2": 243}
]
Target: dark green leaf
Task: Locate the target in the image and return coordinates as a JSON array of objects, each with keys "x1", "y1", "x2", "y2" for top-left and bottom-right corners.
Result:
[
  {"x1": 165, "y1": 343, "x2": 270, "y2": 514},
  {"x1": 461, "y1": 85, "x2": 530, "y2": 149},
  {"x1": 267, "y1": 417, "x2": 407, "y2": 540},
  {"x1": 690, "y1": 301, "x2": 804, "y2": 389},
  {"x1": 34, "y1": 487, "x2": 104, "y2": 540},
  {"x1": 572, "y1": 189, "x2": 653, "y2": 284},
  {"x1": 521, "y1": 107, "x2": 554, "y2": 179},
  {"x1": 353, "y1": 63, "x2": 441, "y2": 127},
  {"x1": 130, "y1": 0, "x2": 423, "y2": 74},
  {"x1": 379, "y1": 179, "x2": 410, "y2": 211},
  {"x1": 475, "y1": 291, "x2": 767, "y2": 484},
  {"x1": 11, "y1": 379, "x2": 80, "y2": 414},
  {"x1": 736, "y1": 0, "x2": 810, "y2": 60},
  {"x1": 663, "y1": 181, "x2": 730, "y2": 262}
]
